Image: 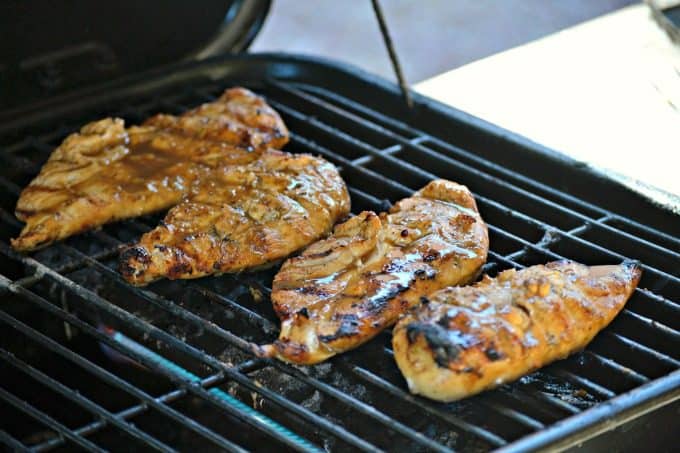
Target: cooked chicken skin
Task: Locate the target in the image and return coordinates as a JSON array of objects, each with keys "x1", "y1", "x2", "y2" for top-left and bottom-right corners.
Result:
[
  {"x1": 143, "y1": 87, "x2": 288, "y2": 150},
  {"x1": 120, "y1": 150, "x2": 350, "y2": 285},
  {"x1": 12, "y1": 88, "x2": 288, "y2": 251},
  {"x1": 392, "y1": 261, "x2": 641, "y2": 402},
  {"x1": 255, "y1": 180, "x2": 489, "y2": 364}
]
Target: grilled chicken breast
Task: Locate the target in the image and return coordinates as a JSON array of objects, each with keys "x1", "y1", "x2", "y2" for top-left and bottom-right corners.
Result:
[
  {"x1": 392, "y1": 261, "x2": 641, "y2": 402},
  {"x1": 12, "y1": 88, "x2": 288, "y2": 251},
  {"x1": 120, "y1": 150, "x2": 350, "y2": 285},
  {"x1": 255, "y1": 180, "x2": 489, "y2": 364}
]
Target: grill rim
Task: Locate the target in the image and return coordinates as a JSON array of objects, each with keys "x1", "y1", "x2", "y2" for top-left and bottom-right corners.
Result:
[
  {"x1": 495, "y1": 368, "x2": 680, "y2": 453},
  {"x1": 0, "y1": 52, "x2": 678, "y2": 451}
]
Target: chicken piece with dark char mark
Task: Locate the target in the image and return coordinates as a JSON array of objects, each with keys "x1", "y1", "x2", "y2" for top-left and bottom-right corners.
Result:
[
  {"x1": 255, "y1": 179, "x2": 489, "y2": 364},
  {"x1": 392, "y1": 260, "x2": 641, "y2": 402}
]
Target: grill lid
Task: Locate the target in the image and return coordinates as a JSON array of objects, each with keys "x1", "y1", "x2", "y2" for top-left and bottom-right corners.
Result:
[{"x1": 0, "y1": 0, "x2": 271, "y2": 114}]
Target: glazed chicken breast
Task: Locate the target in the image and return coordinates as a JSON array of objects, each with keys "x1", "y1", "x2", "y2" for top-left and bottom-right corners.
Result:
[
  {"x1": 120, "y1": 150, "x2": 350, "y2": 285},
  {"x1": 392, "y1": 260, "x2": 641, "y2": 402},
  {"x1": 255, "y1": 179, "x2": 489, "y2": 364},
  {"x1": 12, "y1": 88, "x2": 288, "y2": 251}
]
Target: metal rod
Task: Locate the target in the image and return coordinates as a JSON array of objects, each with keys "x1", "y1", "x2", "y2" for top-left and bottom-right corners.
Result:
[
  {"x1": 0, "y1": 386, "x2": 105, "y2": 452},
  {"x1": 264, "y1": 87, "x2": 680, "y2": 288},
  {"x1": 267, "y1": 80, "x2": 680, "y2": 252},
  {"x1": 271, "y1": 101, "x2": 679, "y2": 325},
  {"x1": 264, "y1": 359, "x2": 453, "y2": 453},
  {"x1": 371, "y1": 0, "x2": 413, "y2": 108},
  {"x1": 0, "y1": 251, "x2": 378, "y2": 452},
  {"x1": 494, "y1": 369, "x2": 680, "y2": 453},
  {"x1": 57, "y1": 240, "x2": 454, "y2": 451},
  {"x1": 107, "y1": 330, "x2": 324, "y2": 453},
  {"x1": 260, "y1": 92, "x2": 680, "y2": 363},
  {"x1": 0, "y1": 307, "x2": 247, "y2": 452},
  {"x1": 0, "y1": 348, "x2": 175, "y2": 452},
  {"x1": 0, "y1": 430, "x2": 27, "y2": 451},
  {"x1": 349, "y1": 365, "x2": 508, "y2": 447}
]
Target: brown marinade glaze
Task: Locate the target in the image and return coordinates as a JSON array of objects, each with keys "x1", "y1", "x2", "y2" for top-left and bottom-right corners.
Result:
[
  {"x1": 254, "y1": 179, "x2": 489, "y2": 365},
  {"x1": 119, "y1": 149, "x2": 350, "y2": 285},
  {"x1": 12, "y1": 88, "x2": 288, "y2": 251},
  {"x1": 392, "y1": 260, "x2": 641, "y2": 402}
]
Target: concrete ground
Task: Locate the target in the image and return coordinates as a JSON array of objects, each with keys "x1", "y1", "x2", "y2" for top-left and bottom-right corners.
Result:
[{"x1": 251, "y1": 0, "x2": 636, "y2": 84}]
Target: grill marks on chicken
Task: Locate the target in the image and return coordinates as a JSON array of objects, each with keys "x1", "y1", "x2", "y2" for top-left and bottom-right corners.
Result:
[
  {"x1": 256, "y1": 180, "x2": 489, "y2": 364},
  {"x1": 143, "y1": 87, "x2": 288, "y2": 150},
  {"x1": 119, "y1": 150, "x2": 350, "y2": 285},
  {"x1": 392, "y1": 261, "x2": 641, "y2": 402},
  {"x1": 12, "y1": 88, "x2": 288, "y2": 251}
]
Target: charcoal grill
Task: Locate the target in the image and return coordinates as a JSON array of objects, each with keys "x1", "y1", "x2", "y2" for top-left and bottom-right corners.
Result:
[{"x1": 0, "y1": 53, "x2": 678, "y2": 452}]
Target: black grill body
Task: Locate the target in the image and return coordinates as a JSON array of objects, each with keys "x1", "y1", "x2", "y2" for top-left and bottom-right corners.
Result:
[{"x1": 0, "y1": 54, "x2": 678, "y2": 452}]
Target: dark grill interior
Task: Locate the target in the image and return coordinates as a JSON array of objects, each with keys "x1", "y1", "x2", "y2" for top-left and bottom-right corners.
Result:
[{"x1": 0, "y1": 58, "x2": 678, "y2": 452}]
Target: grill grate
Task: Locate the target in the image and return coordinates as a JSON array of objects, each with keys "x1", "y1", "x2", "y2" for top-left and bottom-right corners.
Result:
[{"x1": 0, "y1": 57, "x2": 678, "y2": 452}]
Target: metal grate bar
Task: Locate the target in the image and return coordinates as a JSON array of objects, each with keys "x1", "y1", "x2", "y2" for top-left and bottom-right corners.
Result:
[
  {"x1": 285, "y1": 120, "x2": 677, "y2": 373},
  {"x1": 350, "y1": 365, "x2": 507, "y2": 447},
  {"x1": 494, "y1": 388, "x2": 579, "y2": 421},
  {"x1": 0, "y1": 430, "x2": 27, "y2": 451},
  {"x1": 16, "y1": 144, "x2": 562, "y2": 446},
  {"x1": 192, "y1": 285, "x2": 278, "y2": 330},
  {"x1": 606, "y1": 332, "x2": 679, "y2": 370},
  {"x1": 550, "y1": 370, "x2": 616, "y2": 399},
  {"x1": 1, "y1": 207, "x2": 524, "y2": 449},
  {"x1": 0, "y1": 386, "x2": 105, "y2": 452},
  {"x1": 270, "y1": 95, "x2": 680, "y2": 282},
  {"x1": 479, "y1": 402, "x2": 545, "y2": 431},
  {"x1": 267, "y1": 96, "x2": 680, "y2": 290},
  {"x1": 34, "y1": 373, "x2": 244, "y2": 452},
  {"x1": 265, "y1": 83, "x2": 680, "y2": 277},
  {"x1": 279, "y1": 124, "x2": 672, "y2": 400},
  {"x1": 534, "y1": 392, "x2": 580, "y2": 415},
  {"x1": 0, "y1": 246, "x2": 378, "y2": 452},
  {"x1": 265, "y1": 361, "x2": 453, "y2": 452},
  {"x1": 0, "y1": 290, "x2": 253, "y2": 452},
  {"x1": 282, "y1": 82, "x2": 679, "y2": 249},
  {"x1": 0, "y1": 281, "x2": 325, "y2": 452},
  {"x1": 621, "y1": 310, "x2": 680, "y2": 344},
  {"x1": 273, "y1": 84, "x2": 418, "y2": 138},
  {"x1": 54, "y1": 235, "x2": 460, "y2": 451},
  {"x1": 0, "y1": 348, "x2": 175, "y2": 452},
  {"x1": 583, "y1": 351, "x2": 648, "y2": 385}
]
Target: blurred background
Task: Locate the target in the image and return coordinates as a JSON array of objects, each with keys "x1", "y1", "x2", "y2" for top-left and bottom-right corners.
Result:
[{"x1": 251, "y1": 0, "x2": 636, "y2": 83}]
